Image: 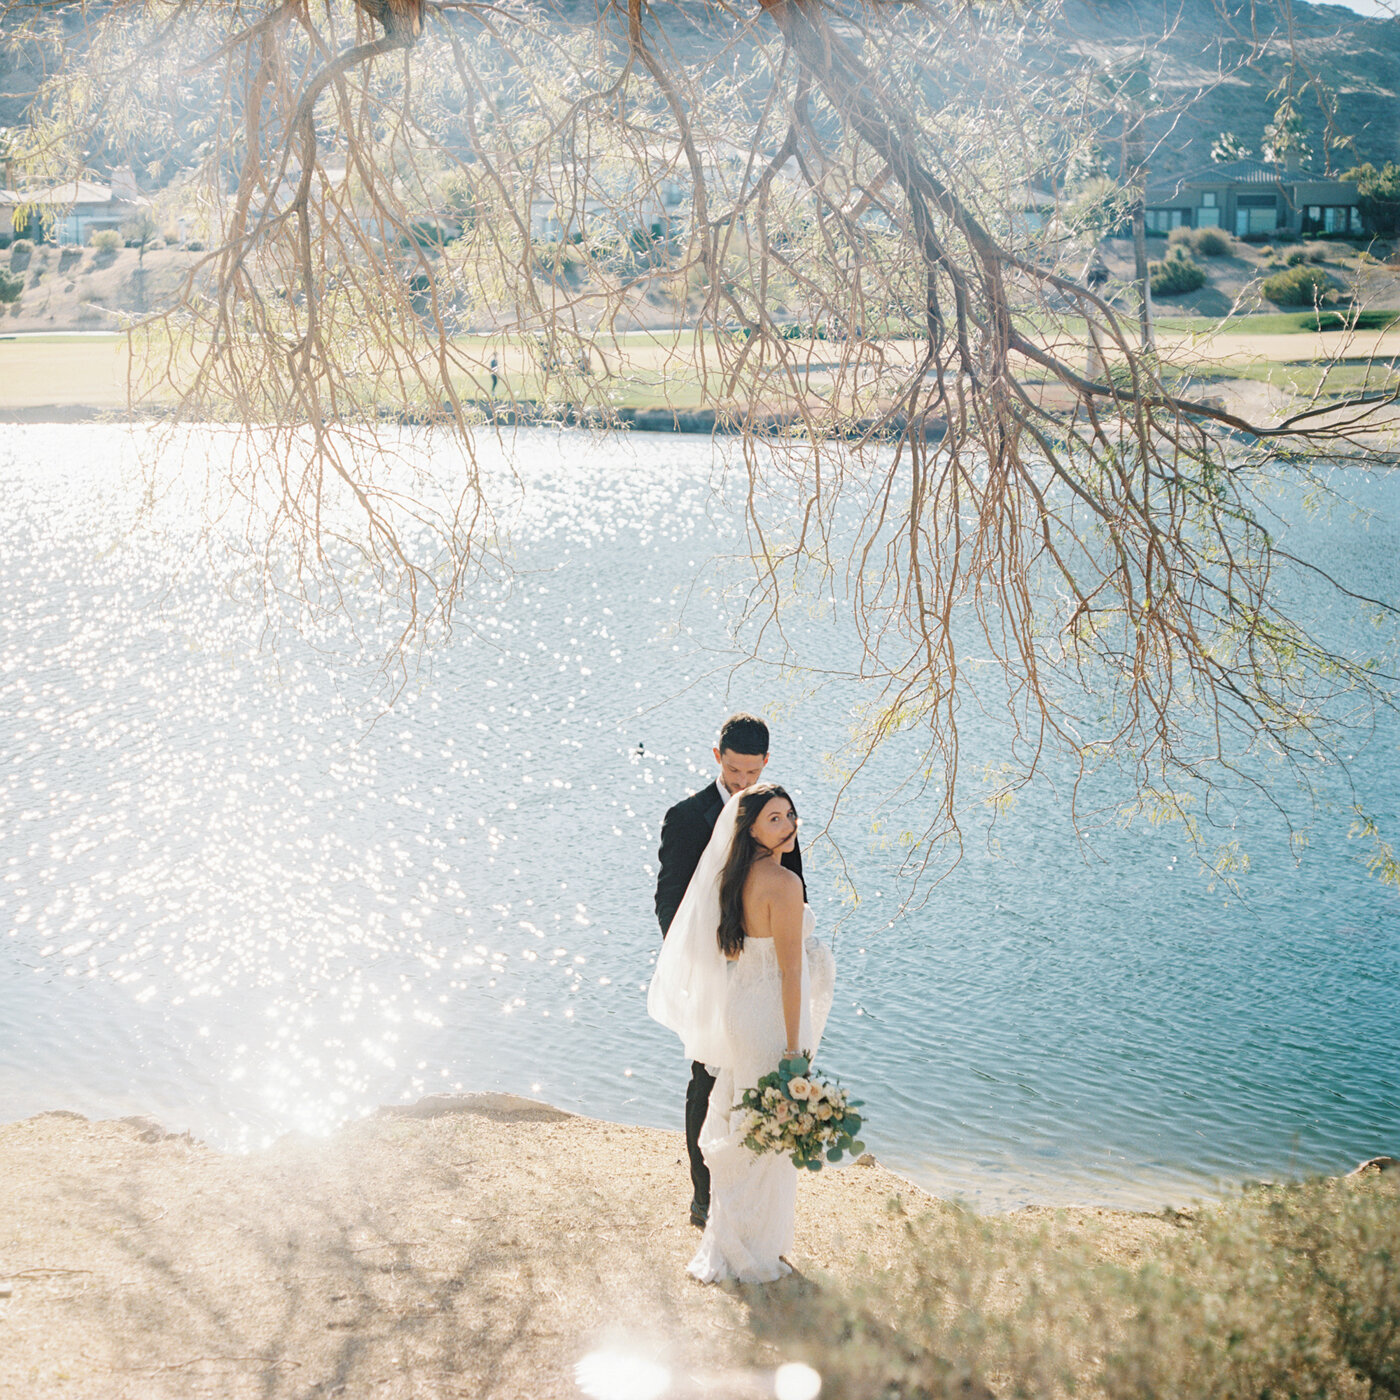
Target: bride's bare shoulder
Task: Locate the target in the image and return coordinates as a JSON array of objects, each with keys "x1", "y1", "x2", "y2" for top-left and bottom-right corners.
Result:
[{"x1": 748, "y1": 860, "x2": 803, "y2": 904}]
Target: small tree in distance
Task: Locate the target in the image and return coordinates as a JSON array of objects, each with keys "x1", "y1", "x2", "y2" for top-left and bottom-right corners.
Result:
[
  {"x1": 1210, "y1": 131, "x2": 1252, "y2": 163},
  {"x1": 1344, "y1": 161, "x2": 1400, "y2": 235},
  {"x1": 120, "y1": 207, "x2": 159, "y2": 264}
]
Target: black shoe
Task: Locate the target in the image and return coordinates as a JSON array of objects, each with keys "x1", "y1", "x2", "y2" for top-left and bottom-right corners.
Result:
[{"x1": 690, "y1": 1203, "x2": 708, "y2": 1229}]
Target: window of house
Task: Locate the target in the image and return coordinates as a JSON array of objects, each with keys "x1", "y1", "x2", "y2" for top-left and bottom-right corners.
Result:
[
  {"x1": 1235, "y1": 193, "x2": 1278, "y2": 236},
  {"x1": 1201, "y1": 192, "x2": 1217, "y2": 207},
  {"x1": 1303, "y1": 204, "x2": 1364, "y2": 235}
]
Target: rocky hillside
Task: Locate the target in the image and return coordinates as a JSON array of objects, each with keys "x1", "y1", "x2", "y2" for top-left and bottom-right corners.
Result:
[
  {"x1": 1059, "y1": 0, "x2": 1399, "y2": 173},
  {"x1": 1, "y1": 0, "x2": 1395, "y2": 190}
]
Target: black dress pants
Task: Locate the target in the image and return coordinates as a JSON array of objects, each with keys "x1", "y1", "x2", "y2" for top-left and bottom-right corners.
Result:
[{"x1": 685, "y1": 1059, "x2": 715, "y2": 1213}]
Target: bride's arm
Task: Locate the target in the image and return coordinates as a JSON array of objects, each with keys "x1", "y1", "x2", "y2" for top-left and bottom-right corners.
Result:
[{"x1": 770, "y1": 879, "x2": 805, "y2": 1055}]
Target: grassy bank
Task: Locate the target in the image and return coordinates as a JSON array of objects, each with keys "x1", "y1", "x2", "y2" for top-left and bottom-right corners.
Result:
[{"x1": 2, "y1": 322, "x2": 1397, "y2": 424}]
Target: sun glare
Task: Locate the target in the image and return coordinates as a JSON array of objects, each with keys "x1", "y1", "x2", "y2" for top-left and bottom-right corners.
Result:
[{"x1": 574, "y1": 1350, "x2": 672, "y2": 1400}]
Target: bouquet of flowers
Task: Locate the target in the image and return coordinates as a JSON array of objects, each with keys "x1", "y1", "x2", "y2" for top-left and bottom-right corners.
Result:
[{"x1": 739, "y1": 1053, "x2": 865, "y2": 1171}]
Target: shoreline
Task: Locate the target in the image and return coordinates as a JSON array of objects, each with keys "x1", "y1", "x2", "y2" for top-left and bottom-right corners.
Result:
[
  {"x1": 2, "y1": 392, "x2": 1395, "y2": 456},
  {"x1": 0, "y1": 1092, "x2": 1296, "y2": 1219},
  {"x1": 0, "y1": 1093, "x2": 1182, "y2": 1399},
  {"x1": 0, "y1": 401, "x2": 948, "y2": 439},
  {"x1": 5, "y1": 1075, "x2": 1386, "y2": 1217}
]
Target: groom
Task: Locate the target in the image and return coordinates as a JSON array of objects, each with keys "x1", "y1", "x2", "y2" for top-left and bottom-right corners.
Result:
[{"x1": 655, "y1": 713, "x2": 804, "y2": 1228}]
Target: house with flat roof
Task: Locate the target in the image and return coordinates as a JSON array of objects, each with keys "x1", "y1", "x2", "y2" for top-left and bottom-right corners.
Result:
[
  {"x1": 1145, "y1": 159, "x2": 1363, "y2": 238},
  {"x1": 4, "y1": 171, "x2": 150, "y2": 244}
]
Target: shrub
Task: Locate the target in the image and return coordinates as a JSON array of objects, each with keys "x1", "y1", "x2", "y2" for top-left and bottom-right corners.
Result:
[
  {"x1": 778, "y1": 321, "x2": 829, "y2": 340},
  {"x1": 11, "y1": 238, "x2": 33, "y2": 255},
  {"x1": 772, "y1": 1175, "x2": 1400, "y2": 1400},
  {"x1": 1286, "y1": 248, "x2": 1309, "y2": 266},
  {"x1": 185, "y1": 240, "x2": 205, "y2": 252},
  {"x1": 1149, "y1": 250, "x2": 1207, "y2": 297},
  {"x1": 1191, "y1": 226, "x2": 1232, "y2": 257},
  {"x1": 0, "y1": 268, "x2": 22, "y2": 304},
  {"x1": 1263, "y1": 263, "x2": 1332, "y2": 305},
  {"x1": 1168, "y1": 226, "x2": 1232, "y2": 258},
  {"x1": 1306, "y1": 308, "x2": 1400, "y2": 332},
  {"x1": 89, "y1": 229, "x2": 122, "y2": 253}
]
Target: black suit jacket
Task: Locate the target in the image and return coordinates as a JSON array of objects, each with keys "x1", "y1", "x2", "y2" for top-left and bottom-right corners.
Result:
[{"x1": 655, "y1": 783, "x2": 804, "y2": 936}]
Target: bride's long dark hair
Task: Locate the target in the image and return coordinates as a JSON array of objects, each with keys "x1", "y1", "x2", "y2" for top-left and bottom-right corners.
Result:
[{"x1": 717, "y1": 783, "x2": 794, "y2": 958}]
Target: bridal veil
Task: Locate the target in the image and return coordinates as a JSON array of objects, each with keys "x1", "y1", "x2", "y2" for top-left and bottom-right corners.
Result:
[{"x1": 647, "y1": 790, "x2": 740, "y2": 1065}]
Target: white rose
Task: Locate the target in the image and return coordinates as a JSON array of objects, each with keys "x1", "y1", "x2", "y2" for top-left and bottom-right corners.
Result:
[
  {"x1": 816, "y1": 1102, "x2": 833, "y2": 1120},
  {"x1": 787, "y1": 1076, "x2": 812, "y2": 1100}
]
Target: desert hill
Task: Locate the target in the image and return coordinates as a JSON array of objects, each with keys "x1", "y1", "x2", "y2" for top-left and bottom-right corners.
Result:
[{"x1": 0, "y1": 0, "x2": 1396, "y2": 194}]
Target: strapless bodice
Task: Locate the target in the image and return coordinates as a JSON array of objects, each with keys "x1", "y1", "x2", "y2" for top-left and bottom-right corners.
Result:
[{"x1": 738, "y1": 904, "x2": 815, "y2": 958}]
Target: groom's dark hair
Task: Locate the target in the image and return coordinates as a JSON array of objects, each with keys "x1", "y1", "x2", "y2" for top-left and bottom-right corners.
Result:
[{"x1": 719, "y1": 713, "x2": 769, "y2": 756}]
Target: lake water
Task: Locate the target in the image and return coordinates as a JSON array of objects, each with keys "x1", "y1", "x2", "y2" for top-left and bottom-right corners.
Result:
[{"x1": 1, "y1": 423, "x2": 1397, "y2": 1210}]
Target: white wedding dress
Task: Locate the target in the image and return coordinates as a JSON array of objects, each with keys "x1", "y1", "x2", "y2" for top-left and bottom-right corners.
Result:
[{"x1": 688, "y1": 906, "x2": 836, "y2": 1284}]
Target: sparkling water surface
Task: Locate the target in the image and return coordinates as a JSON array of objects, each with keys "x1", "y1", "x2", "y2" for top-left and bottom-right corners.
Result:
[{"x1": 2, "y1": 424, "x2": 1397, "y2": 1210}]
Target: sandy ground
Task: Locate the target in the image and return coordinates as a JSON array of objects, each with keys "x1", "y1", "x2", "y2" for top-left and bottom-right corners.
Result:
[{"x1": 0, "y1": 1095, "x2": 1175, "y2": 1400}]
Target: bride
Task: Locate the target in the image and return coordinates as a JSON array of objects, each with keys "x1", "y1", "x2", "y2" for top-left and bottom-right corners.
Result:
[{"x1": 649, "y1": 783, "x2": 836, "y2": 1283}]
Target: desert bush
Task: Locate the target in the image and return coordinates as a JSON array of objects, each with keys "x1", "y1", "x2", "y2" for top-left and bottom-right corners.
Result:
[
  {"x1": 1167, "y1": 226, "x2": 1231, "y2": 258},
  {"x1": 1309, "y1": 308, "x2": 1400, "y2": 331},
  {"x1": 1149, "y1": 250, "x2": 1207, "y2": 297},
  {"x1": 89, "y1": 229, "x2": 122, "y2": 253},
  {"x1": 1286, "y1": 248, "x2": 1309, "y2": 266},
  {"x1": 0, "y1": 268, "x2": 22, "y2": 304},
  {"x1": 10, "y1": 237, "x2": 33, "y2": 256},
  {"x1": 1263, "y1": 263, "x2": 1332, "y2": 305},
  {"x1": 774, "y1": 1175, "x2": 1400, "y2": 1400},
  {"x1": 1191, "y1": 226, "x2": 1231, "y2": 257}
]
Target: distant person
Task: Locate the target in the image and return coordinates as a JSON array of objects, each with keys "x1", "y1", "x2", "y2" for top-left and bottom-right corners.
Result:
[
  {"x1": 488, "y1": 355, "x2": 498, "y2": 395},
  {"x1": 653, "y1": 714, "x2": 804, "y2": 1231}
]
